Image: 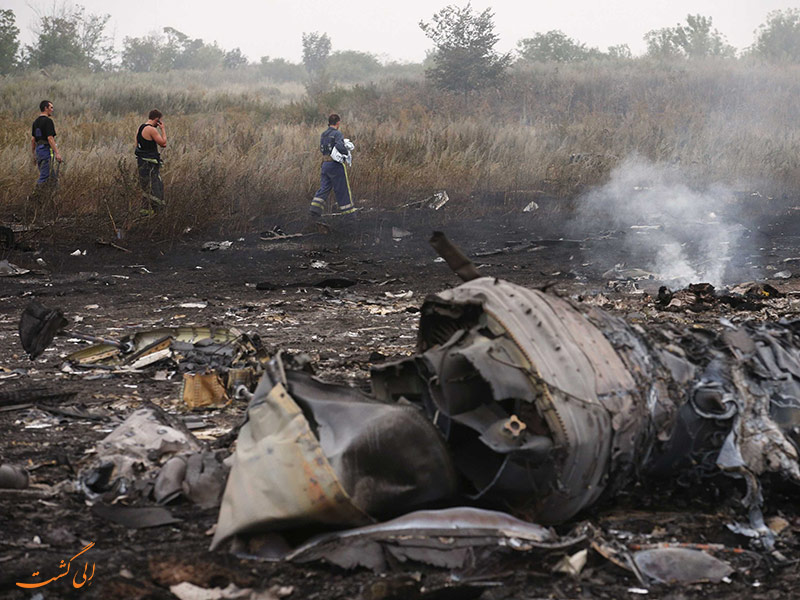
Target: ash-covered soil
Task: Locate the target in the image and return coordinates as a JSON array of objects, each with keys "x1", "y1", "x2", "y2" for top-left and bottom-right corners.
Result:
[{"x1": 1, "y1": 204, "x2": 800, "y2": 599}]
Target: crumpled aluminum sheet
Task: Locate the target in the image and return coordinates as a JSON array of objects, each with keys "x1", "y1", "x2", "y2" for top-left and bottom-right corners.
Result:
[
  {"x1": 211, "y1": 369, "x2": 458, "y2": 550},
  {"x1": 285, "y1": 507, "x2": 586, "y2": 570},
  {"x1": 65, "y1": 326, "x2": 260, "y2": 369},
  {"x1": 212, "y1": 378, "x2": 370, "y2": 551},
  {"x1": 78, "y1": 404, "x2": 229, "y2": 508},
  {"x1": 633, "y1": 547, "x2": 734, "y2": 584}
]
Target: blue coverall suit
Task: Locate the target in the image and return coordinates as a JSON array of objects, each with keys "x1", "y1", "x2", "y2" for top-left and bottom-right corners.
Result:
[{"x1": 309, "y1": 127, "x2": 355, "y2": 217}]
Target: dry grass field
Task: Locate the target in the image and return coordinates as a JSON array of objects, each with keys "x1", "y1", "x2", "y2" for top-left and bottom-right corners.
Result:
[{"x1": 1, "y1": 59, "x2": 799, "y2": 240}]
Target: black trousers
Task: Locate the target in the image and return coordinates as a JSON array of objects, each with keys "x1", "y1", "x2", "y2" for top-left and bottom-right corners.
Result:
[{"x1": 137, "y1": 158, "x2": 164, "y2": 207}]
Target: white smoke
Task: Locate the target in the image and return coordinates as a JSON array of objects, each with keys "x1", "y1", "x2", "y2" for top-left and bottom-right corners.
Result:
[{"x1": 577, "y1": 157, "x2": 744, "y2": 288}]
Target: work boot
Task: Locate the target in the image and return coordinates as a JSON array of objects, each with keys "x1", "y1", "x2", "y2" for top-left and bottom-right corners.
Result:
[{"x1": 333, "y1": 206, "x2": 360, "y2": 219}]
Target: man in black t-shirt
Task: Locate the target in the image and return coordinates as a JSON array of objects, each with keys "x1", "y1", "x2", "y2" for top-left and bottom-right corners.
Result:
[
  {"x1": 30, "y1": 100, "x2": 62, "y2": 187},
  {"x1": 135, "y1": 109, "x2": 167, "y2": 213}
]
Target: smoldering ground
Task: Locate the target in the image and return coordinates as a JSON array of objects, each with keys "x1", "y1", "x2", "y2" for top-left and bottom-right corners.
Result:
[
  {"x1": 569, "y1": 156, "x2": 754, "y2": 287},
  {"x1": 1, "y1": 207, "x2": 800, "y2": 599}
]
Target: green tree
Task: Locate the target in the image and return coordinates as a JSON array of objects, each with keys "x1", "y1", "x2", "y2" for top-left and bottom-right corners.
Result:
[
  {"x1": 122, "y1": 28, "x2": 243, "y2": 72},
  {"x1": 327, "y1": 50, "x2": 382, "y2": 82},
  {"x1": 121, "y1": 34, "x2": 162, "y2": 72},
  {"x1": 0, "y1": 9, "x2": 19, "y2": 74},
  {"x1": 607, "y1": 44, "x2": 633, "y2": 60},
  {"x1": 259, "y1": 56, "x2": 304, "y2": 82},
  {"x1": 644, "y1": 28, "x2": 682, "y2": 59},
  {"x1": 223, "y1": 47, "x2": 247, "y2": 69},
  {"x1": 178, "y1": 39, "x2": 225, "y2": 70},
  {"x1": 156, "y1": 27, "x2": 186, "y2": 70},
  {"x1": 517, "y1": 30, "x2": 602, "y2": 62},
  {"x1": 26, "y1": 4, "x2": 113, "y2": 70},
  {"x1": 301, "y1": 31, "x2": 331, "y2": 96},
  {"x1": 677, "y1": 14, "x2": 735, "y2": 58},
  {"x1": 751, "y1": 9, "x2": 800, "y2": 62},
  {"x1": 645, "y1": 14, "x2": 735, "y2": 59},
  {"x1": 158, "y1": 27, "x2": 224, "y2": 70},
  {"x1": 419, "y1": 3, "x2": 511, "y2": 95}
]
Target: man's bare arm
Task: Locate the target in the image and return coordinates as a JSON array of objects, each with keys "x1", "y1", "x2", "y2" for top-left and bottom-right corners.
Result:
[
  {"x1": 47, "y1": 135, "x2": 62, "y2": 162},
  {"x1": 143, "y1": 124, "x2": 167, "y2": 148}
]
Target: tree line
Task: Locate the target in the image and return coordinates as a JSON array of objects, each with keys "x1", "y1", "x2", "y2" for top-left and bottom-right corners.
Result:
[
  {"x1": 421, "y1": 5, "x2": 800, "y2": 95},
  {"x1": 2, "y1": 4, "x2": 800, "y2": 91}
]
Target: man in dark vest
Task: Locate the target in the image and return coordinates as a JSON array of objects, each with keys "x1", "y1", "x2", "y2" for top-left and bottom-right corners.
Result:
[
  {"x1": 309, "y1": 114, "x2": 356, "y2": 218},
  {"x1": 135, "y1": 109, "x2": 167, "y2": 213},
  {"x1": 30, "y1": 100, "x2": 62, "y2": 188}
]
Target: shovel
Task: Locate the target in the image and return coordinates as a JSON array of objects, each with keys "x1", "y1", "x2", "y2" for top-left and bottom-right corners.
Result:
[{"x1": 19, "y1": 301, "x2": 128, "y2": 359}]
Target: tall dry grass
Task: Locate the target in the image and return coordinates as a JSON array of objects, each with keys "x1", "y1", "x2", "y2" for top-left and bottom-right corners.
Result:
[{"x1": 1, "y1": 59, "x2": 799, "y2": 241}]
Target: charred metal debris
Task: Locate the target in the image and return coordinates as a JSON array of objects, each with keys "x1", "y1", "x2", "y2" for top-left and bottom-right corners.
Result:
[
  {"x1": 11, "y1": 232, "x2": 800, "y2": 582},
  {"x1": 212, "y1": 233, "x2": 799, "y2": 559},
  {"x1": 211, "y1": 273, "x2": 799, "y2": 551},
  {"x1": 19, "y1": 300, "x2": 268, "y2": 407}
]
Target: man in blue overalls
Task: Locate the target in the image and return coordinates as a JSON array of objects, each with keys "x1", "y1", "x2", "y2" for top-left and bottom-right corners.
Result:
[
  {"x1": 30, "y1": 100, "x2": 62, "y2": 188},
  {"x1": 309, "y1": 114, "x2": 355, "y2": 218}
]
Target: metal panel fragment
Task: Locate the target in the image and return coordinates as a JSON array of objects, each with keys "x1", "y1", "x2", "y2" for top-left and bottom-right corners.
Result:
[
  {"x1": 212, "y1": 377, "x2": 371, "y2": 550},
  {"x1": 285, "y1": 507, "x2": 585, "y2": 570}
]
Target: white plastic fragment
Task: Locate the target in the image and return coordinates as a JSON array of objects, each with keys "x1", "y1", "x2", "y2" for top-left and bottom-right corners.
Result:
[
  {"x1": 0, "y1": 259, "x2": 30, "y2": 276},
  {"x1": 523, "y1": 201, "x2": 539, "y2": 212},
  {"x1": 554, "y1": 549, "x2": 588, "y2": 575},
  {"x1": 169, "y1": 582, "x2": 257, "y2": 600},
  {"x1": 392, "y1": 227, "x2": 412, "y2": 240},
  {"x1": 201, "y1": 241, "x2": 233, "y2": 251},
  {"x1": 427, "y1": 190, "x2": 449, "y2": 210},
  {"x1": 129, "y1": 348, "x2": 172, "y2": 369}
]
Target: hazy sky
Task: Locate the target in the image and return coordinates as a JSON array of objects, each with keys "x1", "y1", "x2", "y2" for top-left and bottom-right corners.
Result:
[{"x1": 6, "y1": 1, "x2": 800, "y2": 63}]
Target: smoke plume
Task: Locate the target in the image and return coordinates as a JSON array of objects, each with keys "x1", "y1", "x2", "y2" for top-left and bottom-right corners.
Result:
[{"x1": 576, "y1": 157, "x2": 747, "y2": 287}]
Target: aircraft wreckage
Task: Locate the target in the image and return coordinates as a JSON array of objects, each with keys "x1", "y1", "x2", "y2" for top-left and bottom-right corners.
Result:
[
  {"x1": 213, "y1": 233, "x2": 800, "y2": 556},
  {"x1": 17, "y1": 233, "x2": 800, "y2": 569}
]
